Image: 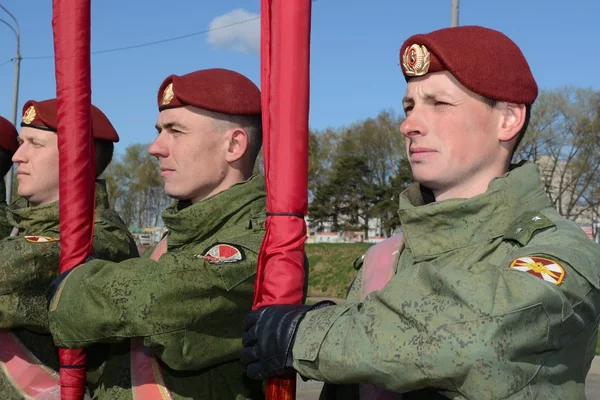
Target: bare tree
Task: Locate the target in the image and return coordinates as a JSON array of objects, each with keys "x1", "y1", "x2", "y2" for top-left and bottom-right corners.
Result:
[{"x1": 515, "y1": 88, "x2": 600, "y2": 224}]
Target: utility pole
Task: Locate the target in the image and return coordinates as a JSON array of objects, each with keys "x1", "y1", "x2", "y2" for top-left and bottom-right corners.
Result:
[
  {"x1": 0, "y1": 4, "x2": 21, "y2": 203},
  {"x1": 451, "y1": 0, "x2": 460, "y2": 27}
]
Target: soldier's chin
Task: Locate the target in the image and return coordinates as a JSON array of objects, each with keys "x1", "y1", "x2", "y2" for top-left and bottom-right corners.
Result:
[
  {"x1": 164, "y1": 186, "x2": 189, "y2": 201},
  {"x1": 18, "y1": 188, "x2": 32, "y2": 201},
  {"x1": 19, "y1": 192, "x2": 41, "y2": 206}
]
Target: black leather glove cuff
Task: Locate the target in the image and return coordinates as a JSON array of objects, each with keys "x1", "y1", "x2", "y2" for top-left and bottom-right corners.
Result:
[{"x1": 241, "y1": 300, "x2": 336, "y2": 380}]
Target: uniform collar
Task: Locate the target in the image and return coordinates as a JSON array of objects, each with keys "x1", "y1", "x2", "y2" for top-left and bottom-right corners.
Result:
[
  {"x1": 161, "y1": 175, "x2": 266, "y2": 250},
  {"x1": 398, "y1": 162, "x2": 552, "y2": 258},
  {"x1": 7, "y1": 180, "x2": 111, "y2": 235}
]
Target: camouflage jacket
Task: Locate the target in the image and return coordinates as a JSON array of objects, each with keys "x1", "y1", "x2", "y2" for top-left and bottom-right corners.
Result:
[
  {"x1": 49, "y1": 176, "x2": 267, "y2": 400},
  {"x1": 300, "y1": 163, "x2": 600, "y2": 400},
  {"x1": 0, "y1": 181, "x2": 139, "y2": 399},
  {"x1": 0, "y1": 183, "x2": 12, "y2": 238}
]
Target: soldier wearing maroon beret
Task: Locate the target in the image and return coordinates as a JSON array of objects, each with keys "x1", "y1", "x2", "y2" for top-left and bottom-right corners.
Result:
[
  {"x1": 241, "y1": 26, "x2": 600, "y2": 399},
  {"x1": 16, "y1": 99, "x2": 120, "y2": 205},
  {"x1": 0, "y1": 100, "x2": 138, "y2": 399},
  {"x1": 0, "y1": 116, "x2": 19, "y2": 156},
  {"x1": 0, "y1": 116, "x2": 19, "y2": 238},
  {"x1": 48, "y1": 69, "x2": 267, "y2": 399}
]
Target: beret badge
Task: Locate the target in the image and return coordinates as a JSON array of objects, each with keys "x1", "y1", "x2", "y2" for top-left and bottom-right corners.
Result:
[
  {"x1": 162, "y1": 83, "x2": 175, "y2": 106},
  {"x1": 402, "y1": 44, "x2": 430, "y2": 76},
  {"x1": 23, "y1": 105, "x2": 36, "y2": 124}
]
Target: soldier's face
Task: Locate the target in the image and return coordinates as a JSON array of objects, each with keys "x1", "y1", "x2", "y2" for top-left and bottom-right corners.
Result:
[
  {"x1": 400, "y1": 71, "x2": 504, "y2": 200},
  {"x1": 12, "y1": 127, "x2": 60, "y2": 206},
  {"x1": 150, "y1": 106, "x2": 230, "y2": 203}
]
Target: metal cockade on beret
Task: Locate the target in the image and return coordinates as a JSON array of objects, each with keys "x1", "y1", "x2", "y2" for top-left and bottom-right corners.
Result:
[
  {"x1": 402, "y1": 44, "x2": 430, "y2": 76},
  {"x1": 162, "y1": 83, "x2": 175, "y2": 105},
  {"x1": 23, "y1": 106, "x2": 36, "y2": 124}
]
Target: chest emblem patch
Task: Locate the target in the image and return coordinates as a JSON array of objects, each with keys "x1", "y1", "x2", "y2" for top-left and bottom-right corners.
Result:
[
  {"x1": 24, "y1": 235, "x2": 59, "y2": 243},
  {"x1": 509, "y1": 256, "x2": 565, "y2": 286},
  {"x1": 201, "y1": 243, "x2": 245, "y2": 264}
]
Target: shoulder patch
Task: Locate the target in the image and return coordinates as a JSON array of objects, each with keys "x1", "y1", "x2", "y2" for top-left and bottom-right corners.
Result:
[
  {"x1": 509, "y1": 256, "x2": 566, "y2": 286},
  {"x1": 200, "y1": 243, "x2": 245, "y2": 264},
  {"x1": 504, "y1": 211, "x2": 555, "y2": 246},
  {"x1": 24, "y1": 235, "x2": 59, "y2": 243}
]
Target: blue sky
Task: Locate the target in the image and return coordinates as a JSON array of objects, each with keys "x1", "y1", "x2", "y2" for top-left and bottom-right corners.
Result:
[{"x1": 0, "y1": 0, "x2": 599, "y2": 153}]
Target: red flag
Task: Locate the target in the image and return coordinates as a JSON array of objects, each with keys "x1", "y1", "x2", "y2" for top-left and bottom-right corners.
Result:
[
  {"x1": 52, "y1": 0, "x2": 95, "y2": 398},
  {"x1": 255, "y1": 1, "x2": 312, "y2": 398}
]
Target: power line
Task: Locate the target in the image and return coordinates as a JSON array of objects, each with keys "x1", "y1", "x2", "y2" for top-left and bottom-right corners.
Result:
[
  {"x1": 25, "y1": 15, "x2": 260, "y2": 59},
  {"x1": 1, "y1": 0, "x2": 320, "y2": 65}
]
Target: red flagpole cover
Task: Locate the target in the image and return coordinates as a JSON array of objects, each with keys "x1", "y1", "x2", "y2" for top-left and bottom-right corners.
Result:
[
  {"x1": 255, "y1": 1, "x2": 312, "y2": 399},
  {"x1": 254, "y1": 0, "x2": 311, "y2": 309},
  {"x1": 52, "y1": 0, "x2": 95, "y2": 398}
]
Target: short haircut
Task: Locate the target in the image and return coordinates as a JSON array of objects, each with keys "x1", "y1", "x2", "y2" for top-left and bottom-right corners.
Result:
[
  {"x1": 199, "y1": 109, "x2": 263, "y2": 167},
  {"x1": 0, "y1": 148, "x2": 12, "y2": 177},
  {"x1": 94, "y1": 139, "x2": 114, "y2": 178}
]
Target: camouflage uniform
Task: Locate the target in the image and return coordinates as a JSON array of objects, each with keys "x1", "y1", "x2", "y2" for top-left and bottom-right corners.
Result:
[
  {"x1": 296, "y1": 163, "x2": 600, "y2": 399},
  {"x1": 49, "y1": 176, "x2": 267, "y2": 399},
  {"x1": 0, "y1": 115, "x2": 18, "y2": 239},
  {"x1": 0, "y1": 181, "x2": 139, "y2": 399},
  {"x1": 0, "y1": 183, "x2": 12, "y2": 238}
]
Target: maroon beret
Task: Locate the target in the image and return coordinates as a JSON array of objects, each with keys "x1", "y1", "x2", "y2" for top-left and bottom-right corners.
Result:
[
  {"x1": 0, "y1": 116, "x2": 19, "y2": 154},
  {"x1": 21, "y1": 99, "x2": 120, "y2": 142},
  {"x1": 157, "y1": 68, "x2": 261, "y2": 115},
  {"x1": 400, "y1": 25, "x2": 538, "y2": 105}
]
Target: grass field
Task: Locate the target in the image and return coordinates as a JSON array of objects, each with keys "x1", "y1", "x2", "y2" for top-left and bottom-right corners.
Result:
[{"x1": 305, "y1": 242, "x2": 373, "y2": 298}]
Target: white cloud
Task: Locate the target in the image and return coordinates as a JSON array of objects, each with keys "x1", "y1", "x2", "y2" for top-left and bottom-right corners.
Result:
[{"x1": 207, "y1": 9, "x2": 260, "y2": 53}]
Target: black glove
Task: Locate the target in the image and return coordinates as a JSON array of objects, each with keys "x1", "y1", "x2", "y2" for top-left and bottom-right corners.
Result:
[{"x1": 241, "y1": 301, "x2": 335, "y2": 380}]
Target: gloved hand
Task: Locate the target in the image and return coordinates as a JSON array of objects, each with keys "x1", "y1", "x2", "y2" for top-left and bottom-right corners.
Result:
[{"x1": 241, "y1": 301, "x2": 335, "y2": 380}]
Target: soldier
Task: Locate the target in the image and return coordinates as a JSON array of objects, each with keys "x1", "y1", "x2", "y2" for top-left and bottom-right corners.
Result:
[
  {"x1": 0, "y1": 116, "x2": 19, "y2": 237},
  {"x1": 48, "y1": 69, "x2": 266, "y2": 399},
  {"x1": 241, "y1": 25, "x2": 600, "y2": 399},
  {"x1": 0, "y1": 99, "x2": 139, "y2": 399}
]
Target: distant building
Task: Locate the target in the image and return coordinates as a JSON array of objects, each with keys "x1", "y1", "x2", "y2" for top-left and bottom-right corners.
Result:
[
  {"x1": 535, "y1": 156, "x2": 600, "y2": 243},
  {"x1": 129, "y1": 226, "x2": 168, "y2": 246}
]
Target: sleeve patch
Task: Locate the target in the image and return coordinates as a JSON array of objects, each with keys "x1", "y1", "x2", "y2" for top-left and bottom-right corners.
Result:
[
  {"x1": 200, "y1": 243, "x2": 245, "y2": 264},
  {"x1": 24, "y1": 235, "x2": 59, "y2": 243},
  {"x1": 509, "y1": 256, "x2": 566, "y2": 286}
]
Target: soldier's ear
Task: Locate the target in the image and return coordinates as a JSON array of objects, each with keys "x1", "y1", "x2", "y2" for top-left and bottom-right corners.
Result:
[
  {"x1": 225, "y1": 128, "x2": 250, "y2": 163},
  {"x1": 497, "y1": 102, "x2": 526, "y2": 142}
]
